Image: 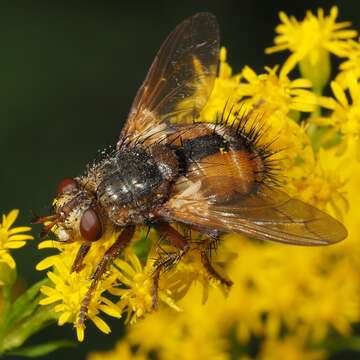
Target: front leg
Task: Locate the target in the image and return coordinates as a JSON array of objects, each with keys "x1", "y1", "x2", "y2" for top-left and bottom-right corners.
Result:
[
  {"x1": 152, "y1": 223, "x2": 189, "y2": 309},
  {"x1": 71, "y1": 243, "x2": 91, "y2": 273},
  {"x1": 77, "y1": 225, "x2": 135, "y2": 327}
]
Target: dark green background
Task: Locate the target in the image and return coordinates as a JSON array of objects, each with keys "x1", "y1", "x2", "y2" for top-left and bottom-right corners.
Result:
[{"x1": 1, "y1": 1, "x2": 359, "y2": 359}]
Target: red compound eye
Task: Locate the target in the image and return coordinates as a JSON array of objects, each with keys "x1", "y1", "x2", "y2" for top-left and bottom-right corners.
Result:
[
  {"x1": 80, "y1": 208, "x2": 103, "y2": 242},
  {"x1": 57, "y1": 178, "x2": 78, "y2": 195}
]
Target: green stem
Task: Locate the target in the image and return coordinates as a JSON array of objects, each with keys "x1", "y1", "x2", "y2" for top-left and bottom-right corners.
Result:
[
  {"x1": 1, "y1": 284, "x2": 12, "y2": 327},
  {"x1": 0, "y1": 305, "x2": 58, "y2": 354}
]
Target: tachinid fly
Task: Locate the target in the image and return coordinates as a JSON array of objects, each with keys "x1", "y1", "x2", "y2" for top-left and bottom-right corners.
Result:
[{"x1": 35, "y1": 12, "x2": 347, "y2": 328}]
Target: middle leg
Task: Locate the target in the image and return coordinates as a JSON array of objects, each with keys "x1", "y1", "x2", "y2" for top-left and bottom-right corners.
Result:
[{"x1": 152, "y1": 222, "x2": 190, "y2": 309}]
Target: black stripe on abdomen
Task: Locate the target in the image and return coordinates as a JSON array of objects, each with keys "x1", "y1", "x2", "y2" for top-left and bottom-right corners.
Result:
[{"x1": 174, "y1": 133, "x2": 230, "y2": 175}]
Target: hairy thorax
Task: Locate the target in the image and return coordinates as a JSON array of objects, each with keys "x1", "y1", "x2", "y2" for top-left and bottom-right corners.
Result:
[{"x1": 84, "y1": 145, "x2": 179, "y2": 226}]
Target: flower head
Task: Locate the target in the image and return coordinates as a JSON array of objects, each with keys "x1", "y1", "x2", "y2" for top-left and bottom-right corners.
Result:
[
  {"x1": 37, "y1": 237, "x2": 122, "y2": 342},
  {"x1": 266, "y1": 7, "x2": 357, "y2": 87},
  {"x1": 318, "y1": 71, "x2": 360, "y2": 158},
  {"x1": 110, "y1": 248, "x2": 181, "y2": 324}
]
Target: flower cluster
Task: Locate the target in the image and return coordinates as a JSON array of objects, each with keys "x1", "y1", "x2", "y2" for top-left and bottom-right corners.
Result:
[{"x1": 34, "y1": 6, "x2": 360, "y2": 359}]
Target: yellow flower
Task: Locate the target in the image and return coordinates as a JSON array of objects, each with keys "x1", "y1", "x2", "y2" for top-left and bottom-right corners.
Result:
[
  {"x1": 239, "y1": 65, "x2": 317, "y2": 113},
  {"x1": 318, "y1": 71, "x2": 360, "y2": 158},
  {"x1": 110, "y1": 248, "x2": 181, "y2": 324},
  {"x1": 0, "y1": 209, "x2": 33, "y2": 271},
  {"x1": 338, "y1": 38, "x2": 360, "y2": 83},
  {"x1": 37, "y1": 238, "x2": 122, "y2": 342},
  {"x1": 199, "y1": 47, "x2": 241, "y2": 122},
  {"x1": 201, "y1": 54, "x2": 318, "y2": 171},
  {"x1": 285, "y1": 148, "x2": 348, "y2": 217},
  {"x1": 126, "y1": 285, "x2": 231, "y2": 360},
  {"x1": 266, "y1": 7, "x2": 357, "y2": 88},
  {"x1": 201, "y1": 52, "x2": 318, "y2": 122}
]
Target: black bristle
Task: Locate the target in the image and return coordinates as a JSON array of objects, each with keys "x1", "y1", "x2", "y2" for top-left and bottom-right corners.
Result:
[{"x1": 213, "y1": 101, "x2": 282, "y2": 188}]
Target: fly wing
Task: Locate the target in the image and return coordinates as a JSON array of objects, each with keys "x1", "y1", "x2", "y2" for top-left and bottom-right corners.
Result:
[
  {"x1": 118, "y1": 13, "x2": 219, "y2": 147},
  {"x1": 159, "y1": 150, "x2": 347, "y2": 245}
]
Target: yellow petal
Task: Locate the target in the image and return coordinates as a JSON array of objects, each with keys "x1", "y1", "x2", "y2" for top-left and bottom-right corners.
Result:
[
  {"x1": 76, "y1": 325, "x2": 85, "y2": 342},
  {"x1": 0, "y1": 253, "x2": 16, "y2": 269},
  {"x1": 5, "y1": 241, "x2": 26, "y2": 249},
  {"x1": 290, "y1": 78, "x2": 313, "y2": 88},
  {"x1": 92, "y1": 315, "x2": 111, "y2": 334},
  {"x1": 331, "y1": 81, "x2": 348, "y2": 107},
  {"x1": 38, "y1": 240, "x2": 58, "y2": 249},
  {"x1": 126, "y1": 251, "x2": 143, "y2": 273},
  {"x1": 40, "y1": 285, "x2": 57, "y2": 296},
  {"x1": 8, "y1": 234, "x2": 33, "y2": 241},
  {"x1": 98, "y1": 304, "x2": 121, "y2": 318},
  {"x1": 114, "y1": 259, "x2": 136, "y2": 278},
  {"x1": 36, "y1": 255, "x2": 59, "y2": 271},
  {"x1": 289, "y1": 102, "x2": 316, "y2": 112},
  {"x1": 8, "y1": 226, "x2": 32, "y2": 235},
  {"x1": 58, "y1": 311, "x2": 71, "y2": 325},
  {"x1": 241, "y1": 66, "x2": 258, "y2": 82},
  {"x1": 280, "y1": 53, "x2": 302, "y2": 78},
  {"x1": 39, "y1": 294, "x2": 62, "y2": 305},
  {"x1": 318, "y1": 96, "x2": 337, "y2": 110},
  {"x1": 2, "y1": 210, "x2": 19, "y2": 230},
  {"x1": 346, "y1": 72, "x2": 360, "y2": 102}
]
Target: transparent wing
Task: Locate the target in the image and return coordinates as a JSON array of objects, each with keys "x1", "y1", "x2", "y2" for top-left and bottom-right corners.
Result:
[
  {"x1": 160, "y1": 150, "x2": 347, "y2": 245},
  {"x1": 118, "y1": 12, "x2": 219, "y2": 147}
]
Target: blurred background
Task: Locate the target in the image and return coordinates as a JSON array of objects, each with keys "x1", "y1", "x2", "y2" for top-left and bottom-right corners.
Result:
[{"x1": 1, "y1": 0, "x2": 360, "y2": 358}]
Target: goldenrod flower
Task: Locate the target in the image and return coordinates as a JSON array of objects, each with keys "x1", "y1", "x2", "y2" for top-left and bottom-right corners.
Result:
[
  {"x1": 33, "y1": 9, "x2": 360, "y2": 360},
  {"x1": 0, "y1": 209, "x2": 33, "y2": 271},
  {"x1": 111, "y1": 248, "x2": 180, "y2": 324},
  {"x1": 285, "y1": 148, "x2": 348, "y2": 217},
  {"x1": 266, "y1": 7, "x2": 357, "y2": 88},
  {"x1": 337, "y1": 39, "x2": 360, "y2": 83},
  {"x1": 201, "y1": 52, "x2": 318, "y2": 167},
  {"x1": 318, "y1": 71, "x2": 360, "y2": 158},
  {"x1": 37, "y1": 238, "x2": 122, "y2": 342},
  {"x1": 239, "y1": 65, "x2": 317, "y2": 113}
]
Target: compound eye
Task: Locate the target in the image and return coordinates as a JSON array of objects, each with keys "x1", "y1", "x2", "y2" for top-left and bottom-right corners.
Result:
[
  {"x1": 58, "y1": 178, "x2": 78, "y2": 195},
  {"x1": 80, "y1": 208, "x2": 103, "y2": 242}
]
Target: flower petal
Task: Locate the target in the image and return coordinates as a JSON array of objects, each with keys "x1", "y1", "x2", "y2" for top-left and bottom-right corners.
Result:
[
  {"x1": 92, "y1": 315, "x2": 111, "y2": 334},
  {"x1": 8, "y1": 226, "x2": 32, "y2": 235},
  {"x1": 8, "y1": 234, "x2": 33, "y2": 241},
  {"x1": 36, "y1": 255, "x2": 59, "y2": 271},
  {"x1": 5, "y1": 241, "x2": 26, "y2": 249},
  {"x1": 2, "y1": 209, "x2": 19, "y2": 230}
]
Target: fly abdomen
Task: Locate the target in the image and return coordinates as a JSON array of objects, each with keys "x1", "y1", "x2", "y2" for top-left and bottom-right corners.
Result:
[{"x1": 170, "y1": 122, "x2": 275, "y2": 196}]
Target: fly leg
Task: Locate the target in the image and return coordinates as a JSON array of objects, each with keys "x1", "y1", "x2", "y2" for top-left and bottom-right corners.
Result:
[
  {"x1": 71, "y1": 243, "x2": 91, "y2": 273},
  {"x1": 152, "y1": 223, "x2": 190, "y2": 309},
  {"x1": 200, "y1": 233, "x2": 233, "y2": 288},
  {"x1": 77, "y1": 225, "x2": 135, "y2": 327}
]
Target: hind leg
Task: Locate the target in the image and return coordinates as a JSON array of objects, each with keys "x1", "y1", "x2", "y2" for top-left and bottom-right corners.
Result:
[
  {"x1": 195, "y1": 228, "x2": 233, "y2": 288},
  {"x1": 200, "y1": 238, "x2": 233, "y2": 287}
]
